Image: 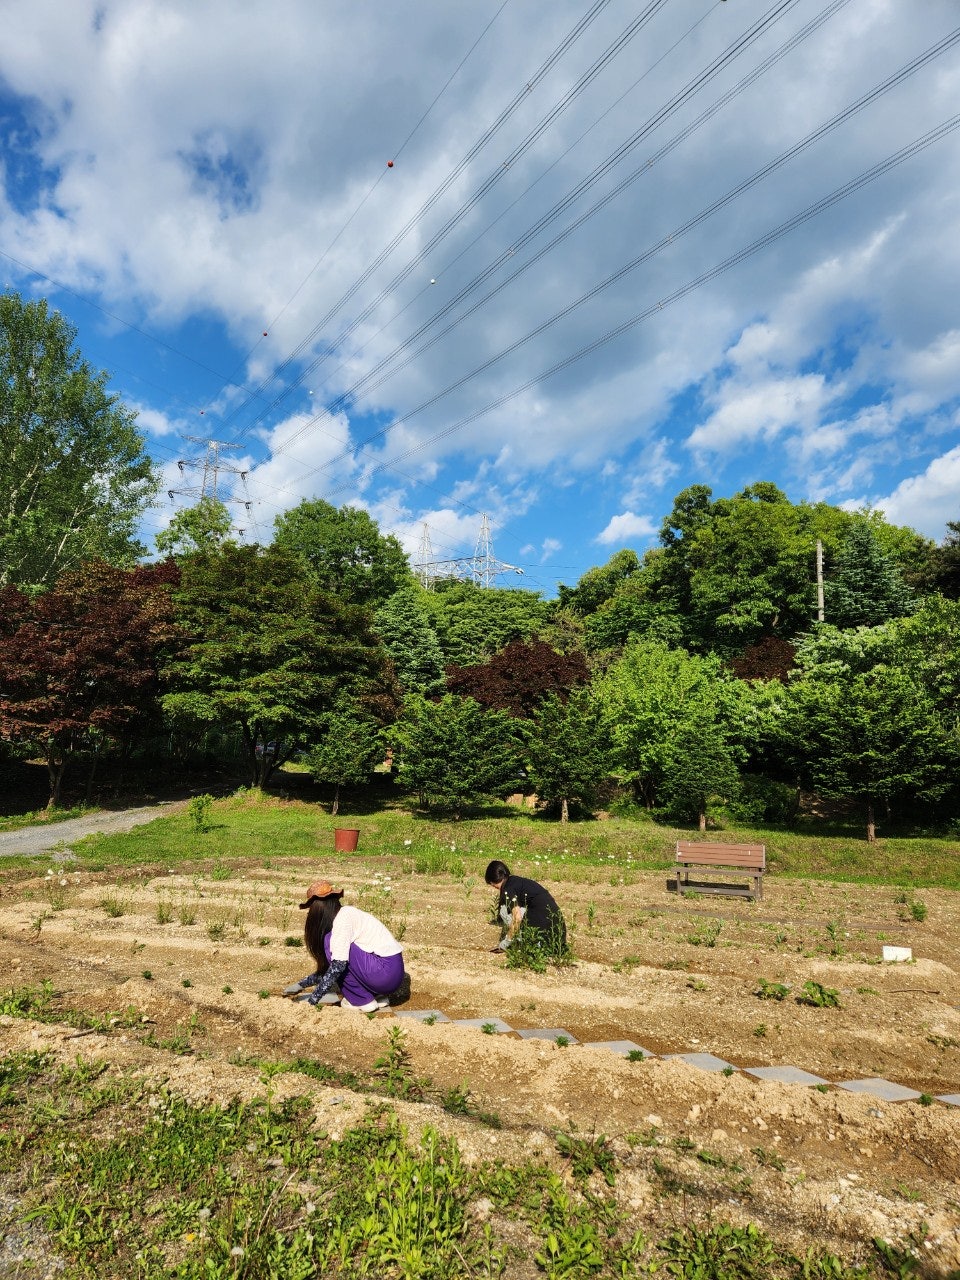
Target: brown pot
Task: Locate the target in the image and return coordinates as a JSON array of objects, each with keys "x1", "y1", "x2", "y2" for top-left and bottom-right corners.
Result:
[{"x1": 333, "y1": 828, "x2": 360, "y2": 852}]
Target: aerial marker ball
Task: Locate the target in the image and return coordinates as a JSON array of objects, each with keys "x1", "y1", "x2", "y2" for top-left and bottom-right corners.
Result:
[{"x1": 387, "y1": 160, "x2": 394, "y2": 168}]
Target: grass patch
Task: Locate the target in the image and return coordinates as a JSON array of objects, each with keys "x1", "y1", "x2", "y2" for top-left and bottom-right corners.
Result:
[{"x1": 33, "y1": 791, "x2": 958, "y2": 890}]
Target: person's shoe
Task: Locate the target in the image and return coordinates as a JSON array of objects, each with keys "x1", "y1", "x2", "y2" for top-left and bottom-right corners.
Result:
[
  {"x1": 374, "y1": 996, "x2": 390, "y2": 1010},
  {"x1": 344, "y1": 998, "x2": 381, "y2": 1013}
]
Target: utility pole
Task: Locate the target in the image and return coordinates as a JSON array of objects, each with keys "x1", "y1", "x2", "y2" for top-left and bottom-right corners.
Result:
[{"x1": 815, "y1": 539, "x2": 825, "y2": 622}]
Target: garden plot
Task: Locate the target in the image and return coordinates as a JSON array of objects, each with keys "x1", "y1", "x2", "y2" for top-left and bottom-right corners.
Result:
[{"x1": 1, "y1": 854, "x2": 959, "y2": 1267}]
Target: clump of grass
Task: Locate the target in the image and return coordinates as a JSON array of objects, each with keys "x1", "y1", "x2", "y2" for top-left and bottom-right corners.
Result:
[
  {"x1": 100, "y1": 895, "x2": 128, "y2": 918},
  {"x1": 187, "y1": 792, "x2": 214, "y2": 833},
  {"x1": 178, "y1": 901, "x2": 197, "y2": 926},
  {"x1": 687, "y1": 918, "x2": 721, "y2": 948},
  {"x1": 284, "y1": 935, "x2": 303, "y2": 947}
]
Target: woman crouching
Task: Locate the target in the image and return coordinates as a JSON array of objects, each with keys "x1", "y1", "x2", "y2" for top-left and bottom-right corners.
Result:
[{"x1": 284, "y1": 879, "x2": 405, "y2": 1012}]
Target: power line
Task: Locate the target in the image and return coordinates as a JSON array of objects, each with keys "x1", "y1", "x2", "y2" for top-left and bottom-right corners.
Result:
[
  {"x1": 312, "y1": 112, "x2": 960, "y2": 500},
  {"x1": 270, "y1": 28, "x2": 957, "y2": 495}
]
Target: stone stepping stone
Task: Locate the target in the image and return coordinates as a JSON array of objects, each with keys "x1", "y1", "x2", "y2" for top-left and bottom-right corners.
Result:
[
  {"x1": 934, "y1": 1094, "x2": 960, "y2": 1106},
  {"x1": 665, "y1": 1051, "x2": 735, "y2": 1072},
  {"x1": 838, "y1": 1077, "x2": 922, "y2": 1102},
  {"x1": 517, "y1": 1028, "x2": 579, "y2": 1044},
  {"x1": 394, "y1": 1009, "x2": 449, "y2": 1023},
  {"x1": 743, "y1": 1065, "x2": 830, "y2": 1086},
  {"x1": 454, "y1": 1017, "x2": 514, "y2": 1034},
  {"x1": 583, "y1": 1040, "x2": 655, "y2": 1058}
]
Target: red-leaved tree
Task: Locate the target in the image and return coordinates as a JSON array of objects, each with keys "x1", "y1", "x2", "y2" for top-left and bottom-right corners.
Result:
[
  {"x1": 0, "y1": 560, "x2": 181, "y2": 806},
  {"x1": 444, "y1": 638, "x2": 589, "y2": 718}
]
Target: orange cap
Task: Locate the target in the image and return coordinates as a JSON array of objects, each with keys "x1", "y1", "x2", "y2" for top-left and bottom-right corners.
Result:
[{"x1": 298, "y1": 880, "x2": 344, "y2": 909}]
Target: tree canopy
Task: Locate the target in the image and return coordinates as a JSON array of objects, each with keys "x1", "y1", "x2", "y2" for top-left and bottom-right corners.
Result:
[
  {"x1": 0, "y1": 293, "x2": 157, "y2": 589},
  {"x1": 162, "y1": 544, "x2": 395, "y2": 786},
  {"x1": 272, "y1": 498, "x2": 411, "y2": 607}
]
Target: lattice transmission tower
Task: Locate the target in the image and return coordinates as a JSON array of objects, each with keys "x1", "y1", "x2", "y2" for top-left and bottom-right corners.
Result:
[
  {"x1": 167, "y1": 436, "x2": 261, "y2": 541},
  {"x1": 412, "y1": 514, "x2": 523, "y2": 589}
]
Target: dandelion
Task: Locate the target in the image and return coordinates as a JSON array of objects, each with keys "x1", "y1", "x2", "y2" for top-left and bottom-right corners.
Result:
[
  {"x1": 198, "y1": 1208, "x2": 211, "y2": 1221},
  {"x1": 230, "y1": 1246, "x2": 244, "y2": 1258},
  {"x1": 403, "y1": 839, "x2": 413, "y2": 846}
]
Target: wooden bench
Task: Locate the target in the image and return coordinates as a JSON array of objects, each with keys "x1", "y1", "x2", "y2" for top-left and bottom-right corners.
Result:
[{"x1": 674, "y1": 842, "x2": 765, "y2": 901}]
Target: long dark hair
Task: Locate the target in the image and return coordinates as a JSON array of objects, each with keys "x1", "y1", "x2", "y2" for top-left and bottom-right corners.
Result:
[{"x1": 304, "y1": 896, "x2": 342, "y2": 972}]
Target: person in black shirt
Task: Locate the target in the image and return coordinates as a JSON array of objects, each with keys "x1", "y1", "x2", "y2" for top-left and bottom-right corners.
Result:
[{"x1": 484, "y1": 859, "x2": 566, "y2": 954}]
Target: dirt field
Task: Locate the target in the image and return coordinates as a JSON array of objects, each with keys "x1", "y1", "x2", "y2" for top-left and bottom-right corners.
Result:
[{"x1": 2, "y1": 851, "x2": 959, "y2": 1271}]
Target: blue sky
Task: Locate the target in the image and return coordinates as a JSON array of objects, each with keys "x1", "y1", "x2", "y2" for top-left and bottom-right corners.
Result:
[{"x1": 2, "y1": 0, "x2": 959, "y2": 598}]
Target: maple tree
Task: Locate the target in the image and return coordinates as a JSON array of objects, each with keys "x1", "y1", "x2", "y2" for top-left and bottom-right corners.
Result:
[
  {"x1": 444, "y1": 638, "x2": 588, "y2": 718},
  {"x1": 0, "y1": 560, "x2": 180, "y2": 806}
]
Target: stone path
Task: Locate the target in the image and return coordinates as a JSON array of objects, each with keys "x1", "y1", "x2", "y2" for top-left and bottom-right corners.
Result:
[{"x1": 394, "y1": 1006, "x2": 959, "y2": 1106}]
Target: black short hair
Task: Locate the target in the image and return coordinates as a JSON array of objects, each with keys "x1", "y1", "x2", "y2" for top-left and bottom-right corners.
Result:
[{"x1": 485, "y1": 859, "x2": 510, "y2": 885}]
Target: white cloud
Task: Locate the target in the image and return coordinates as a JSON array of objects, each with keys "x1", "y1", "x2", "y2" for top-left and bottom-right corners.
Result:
[
  {"x1": 688, "y1": 374, "x2": 835, "y2": 454},
  {"x1": 595, "y1": 511, "x2": 657, "y2": 546},
  {"x1": 873, "y1": 445, "x2": 960, "y2": 537}
]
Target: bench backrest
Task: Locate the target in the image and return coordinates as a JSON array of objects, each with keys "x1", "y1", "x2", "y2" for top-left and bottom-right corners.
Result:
[{"x1": 675, "y1": 842, "x2": 765, "y2": 870}]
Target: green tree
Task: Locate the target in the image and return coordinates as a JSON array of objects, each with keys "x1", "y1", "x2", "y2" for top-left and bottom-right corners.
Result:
[
  {"x1": 390, "y1": 693, "x2": 525, "y2": 819},
  {"x1": 420, "y1": 580, "x2": 551, "y2": 665},
  {"x1": 163, "y1": 544, "x2": 393, "y2": 786},
  {"x1": 525, "y1": 688, "x2": 609, "y2": 822},
  {"x1": 597, "y1": 639, "x2": 746, "y2": 814},
  {"x1": 304, "y1": 700, "x2": 384, "y2": 815},
  {"x1": 0, "y1": 293, "x2": 157, "y2": 588},
  {"x1": 272, "y1": 498, "x2": 411, "y2": 607},
  {"x1": 557, "y1": 549, "x2": 641, "y2": 616},
  {"x1": 779, "y1": 664, "x2": 953, "y2": 841},
  {"x1": 656, "y1": 704, "x2": 744, "y2": 830},
  {"x1": 824, "y1": 519, "x2": 914, "y2": 628},
  {"x1": 155, "y1": 497, "x2": 235, "y2": 558},
  {"x1": 374, "y1": 584, "x2": 445, "y2": 693},
  {"x1": 928, "y1": 519, "x2": 960, "y2": 599}
]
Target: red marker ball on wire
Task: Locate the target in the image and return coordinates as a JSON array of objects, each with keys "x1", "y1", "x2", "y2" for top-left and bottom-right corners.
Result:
[{"x1": 387, "y1": 160, "x2": 394, "y2": 168}]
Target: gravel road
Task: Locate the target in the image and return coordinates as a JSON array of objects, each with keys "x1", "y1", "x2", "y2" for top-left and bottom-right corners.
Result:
[{"x1": 0, "y1": 801, "x2": 185, "y2": 859}]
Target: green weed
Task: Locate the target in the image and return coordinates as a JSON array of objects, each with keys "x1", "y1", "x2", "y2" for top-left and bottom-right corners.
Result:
[{"x1": 797, "y1": 980, "x2": 842, "y2": 1008}]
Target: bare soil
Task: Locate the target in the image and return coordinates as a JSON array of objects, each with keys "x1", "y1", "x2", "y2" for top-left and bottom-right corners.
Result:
[{"x1": 2, "y1": 854, "x2": 959, "y2": 1271}]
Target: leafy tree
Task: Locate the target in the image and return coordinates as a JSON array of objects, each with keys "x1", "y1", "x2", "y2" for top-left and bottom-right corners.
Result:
[
  {"x1": 155, "y1": 497, "x2": 235, "y2": 558},
  {"x1": 779, "y1": 664, "x2": 953, "y2": 841},
  {"x1": 0, "y1": 293, "x2": 157, "y2": 589},
  {"x1": 0, "y1": 560, "x2": 180, "y2": 806},
  {"x1": 597, "y1": 639, "x2": 747, "y2": 813},
  {"x1": 928, "y1": 519, "x2": 960, "y2": 599},
  {"x1": 525, "y1": 689, "x2": 609, "y2": 822},
  {"x1": 374, "y1": 584, "x2": 445, "y2": 693},
  {"x1": 824, "y1": 519, "x2": 914, "y2": 628},
  {"x1": 272, "y1": 498, "x2": 411, "y2": 607},
  {"x1": 656, "y1": 705, "x2": 744, "y2": 830},
  {"x1": 304, "y1": 700, "x2": 385, "y2": 815},
  {"x1": 420, "y1": 580, "x2": 552, "y2": 665},
  {"x1": 390, "y1": 693, "x2": 525, "y2": 819},
  {"x1": 557, "y1": 549, "x2": 641, "y2": 616},
  {"x1": 163, "y1": 544, "x2": 394, "y2": 786},
  {"x1": 445, "y1": 638, "x2": 588, "y2": 718}
]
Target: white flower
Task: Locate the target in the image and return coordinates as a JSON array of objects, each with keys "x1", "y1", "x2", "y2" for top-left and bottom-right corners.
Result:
[
  {"x1": 403, "y1": 839, "x2": 412, "y2": 846},
  {"x1": 230, "y1": 1246, "x2": 244, "y2": 1258}
]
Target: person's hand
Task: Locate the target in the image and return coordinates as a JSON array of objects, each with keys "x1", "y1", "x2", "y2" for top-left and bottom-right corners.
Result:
[{"x1": 281, "y1": 982, "x2": 303, "y2": 997}]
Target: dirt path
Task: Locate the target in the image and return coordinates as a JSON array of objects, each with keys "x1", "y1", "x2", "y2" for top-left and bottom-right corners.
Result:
[{"x1": 0, "y1": 801, "x2": 186, "y2": 859}]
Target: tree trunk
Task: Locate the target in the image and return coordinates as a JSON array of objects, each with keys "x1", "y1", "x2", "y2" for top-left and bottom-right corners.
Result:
[
  {"x1": 331, "y1": 783, "x2": 340, "y2": 817},
  {"x1": 698, "y1": 808, "x2": 707, "y2": 832},
  {"x1": 560, "y1": 796, "x2": 569, "y2": 824},
  {"x1": 85, "y1": 747, "x2": 99, "y2": 805},
  {"x1": 47, "y1": 746, "x2": 65, "y2": 809},
  {"x1": 866, "y1": 800, "x2": 876, "y2": 844}
]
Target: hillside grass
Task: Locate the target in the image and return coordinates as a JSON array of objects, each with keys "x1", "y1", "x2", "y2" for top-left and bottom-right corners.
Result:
[{"x1": 11, "y1": 787, "x2": 958, "y2": 890}]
